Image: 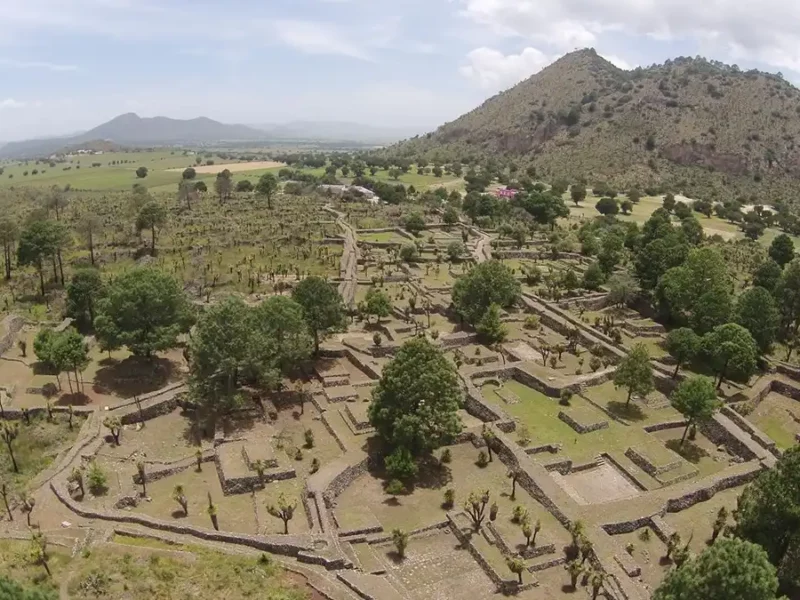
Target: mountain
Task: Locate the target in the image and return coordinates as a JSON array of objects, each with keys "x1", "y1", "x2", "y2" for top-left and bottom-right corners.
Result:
[
  {"x1": 252, "y1": 121, "x2": 417, "y2": 144},
  {"x1": 389, "y1": 48, "x2": 800, "y2": 202},
  {"x1": 0, "y1": 113, "x2": 267, "y2": 158}
]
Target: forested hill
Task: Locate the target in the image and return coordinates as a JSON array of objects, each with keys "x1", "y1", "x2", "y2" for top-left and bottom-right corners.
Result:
[{"x1": 388, "y1": 48, "x2": 800, "y2": 204}]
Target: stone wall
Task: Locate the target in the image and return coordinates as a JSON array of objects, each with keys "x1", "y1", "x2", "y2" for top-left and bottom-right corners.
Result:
[
  {"x1": 0, "y1": 314, "x2": 24, "y2": 357},
  {"x1": 664, "y1": 464, "x2": 764, "y2": 512},
  {"x1": 50, "y1": 479, "x2": 328, "y2": 561},
  {"x1": 624, "y1": 447, "x2": 682, "y2": 477},
  {"x1": 558, "y1": 411, "x2": 608, "y2": 434},
  {"x1": 699, "y1": 416, "x2": 759, "y2": 462},
  {"x1": 720, "y1": 406, "x2": 779, "y2": 458},
  {"x1": 133, "y1": 450, "x2": 215, "y2": 484},
  {"x1": 323, "y1": 456, "x2": 373, "y2": 506}
]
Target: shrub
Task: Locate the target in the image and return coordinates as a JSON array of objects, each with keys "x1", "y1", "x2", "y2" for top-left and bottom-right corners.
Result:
[
  {"x1": 443, "y1": 488, "x2": 455, "y2": 508},
  {"x1": 386, "y1": 479, "x2": 405, "y2": 496},
  {"x1": 440, "y1": 448, "x2": 452, "y2": 464},
  {"x1": 87, "y1": 463, "x2": 108, "y2": 495},
  {"x1": 476, "y1": 450, "x2": 489, "y2": 467}
]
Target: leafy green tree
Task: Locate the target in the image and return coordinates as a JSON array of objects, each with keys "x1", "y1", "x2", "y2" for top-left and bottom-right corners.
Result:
[
  {"x1": 582, "y1": 262, "x2": 606, "y2": 290},
  {"x1": 0, "y1": 218, "x2": 19, "y2": 281},
  {"x1": 399, "y1": 244, "x2": 418, "y2": 263},
  {"x1": 255, "y1": 173, "x2": 278, "y2": 209},
  {"x1": 670, "y1": 376, "x2": 720, "y2": 446},
  {"x1": 446, "y1": 241, "x2": 466, "y2": 262},
  {"x1": 17, "y1": 220, "x2": 61, "y2": 296},
  {"x1": 452, "y1": 260, "x2": 520, "y2": 324},
  {"x1": 369, "y1": 337, "x2": 462, "y2": 457},
  {"x1": 476, "y1": 303, "x2": 507, "y2": 344},
  {"x1": 596, "y1": 197, "x2": 619, "y2": 216},
  {"x1": 33, "y1": 329, "x2": 60, "y2": 387},
  {"x1": 665, "y1": 327, "x2": 701, "y2": 378},
  {"x1": 570, "y1": 185, "x2": 586, "y2": 206},
  {"x1": 769, "y1": 233, "x2": 795, "y2": 267},
  {"x1": 663, "y1": 193, "x2": 676, "y2": 212},
  {"x1": 135, "y1": 201, "x2": 167, "y2": 254},
  {"x1": 247, "y1": 296, "x2": 313, "y2": 389},
  {"x1": 733, "y1": 446, "x2": 800, "y2": 590},
  {"x1": 403, "y1": 213, "x2": 426, "y2": 236},
  {"x1": 653, "y1": 538, "x2": 779, "y2": 600},
  {"x1": 754, "y1": 259, "x2": 782, "y2": 294},
  {"x1": 135, "y1": 166, "x2": 148, "y2": 178},
  {"x1": 94, "y1": 268, "x2": 191, "y2": 358},
  {"x1": 53, "y1": 328, "x2": 90, "y2": 394},
  {"x1": 635, "y1": 233, "x2": 690, "y2": 291},
  {"x1": 66, "y1": 268, "x2": 105, "y2": 328},
  {"x1": 385, "y1": 446, "x2": 418, "y2": 481},
  {"x1": 442, "y1": 206, "x2": 459, "y2": 226},
  {"x1": 292, "y1": 276, "x2": 346, "y2": 354},
  {"x1": 516, "y1": 191, "x2": 569, "y2": 229},
  {"x1": 364, "y1": 288, "x2": 391, "y2": 324},
  {"x1": 735, "y1": 287, "x2": 780, "y2": 353},
  {"x1": 214, "y1": 169, "x2": 233, "y2": 204},
  {"x1": 613, "y1": 343, "x2": 654, "y2": 406},
  {"x1": 506, "y1": 557, "x2": 525, "y2": 584},
  {"x1": 681, "y1": 216, "x2": 705, "y2": 245},
  {"x1": 607, "y1": 272, "x2": 639, "y2": 307},
  {"x1": 0, "y1": 576, "x2": 57, "y2": 600},
  {"x1": 701, "y1": 323, "x2": 759, "y2": 389},
  {"x1": 656, "y1": 247, "x2": 732, "y2": 334},
  {"x1": 182, "y1": 167, "x2": 196, "y2": 180},
  {"x1": 598, "y1": 229, "x2": 624, "y2": 274},
  {"x1": 777, "y1": 258, "x2": 800, "y2": 336}
]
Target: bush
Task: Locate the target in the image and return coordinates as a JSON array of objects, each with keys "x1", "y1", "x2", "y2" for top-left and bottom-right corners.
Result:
[
  {"x1": 559, "y1": 389, "x2": 573, "y2": 406},
  {"x1": 87, "y1": 463, "x2": 107, "y2": 495},
  {"x1": 385, "y1": 447, "x2": 418, "y2": 481},
  {"x1": 440, "y1": 448, "x2": 452, "y2": 464},
  {"x1": 524, "y1": 315, "x2": 541, "y2": 330},
  {"x1": 476, "y1": 450, "x2": 489, "y2": 467},
  {"x1": 386, "y1": 479, "x2": 405, "y2": 496},
  {"x1": 443, "y1": 488, "x2": 455, "y2": 508}
]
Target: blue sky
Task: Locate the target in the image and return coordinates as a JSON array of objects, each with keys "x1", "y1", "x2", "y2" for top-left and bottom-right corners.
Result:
[{"x1": 2, "y1": 0, "x2": 800, "y2": 141}]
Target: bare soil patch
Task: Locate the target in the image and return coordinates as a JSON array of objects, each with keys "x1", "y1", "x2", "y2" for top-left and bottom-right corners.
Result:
[{"x1": 165, "y1": 161, "x2": 284, "y2": 174}]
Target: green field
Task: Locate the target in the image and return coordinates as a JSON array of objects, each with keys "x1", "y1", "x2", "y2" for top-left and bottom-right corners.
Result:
[
  {"x1": 566, "y1": 194, "x2": 799, "y2": 247},
  {"x1": 0, "y1": 152, "x2": 459, "y2": 194}
]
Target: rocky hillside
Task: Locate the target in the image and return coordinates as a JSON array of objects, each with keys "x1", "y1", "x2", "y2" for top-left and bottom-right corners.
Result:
[{"x1": 391, "y1": 49, "x2": 800, "y2": 203}]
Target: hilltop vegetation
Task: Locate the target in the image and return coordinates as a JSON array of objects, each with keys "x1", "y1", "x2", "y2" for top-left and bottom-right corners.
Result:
[{"x1": 390, "y1": 49, "x2": 800, "y2": 205}]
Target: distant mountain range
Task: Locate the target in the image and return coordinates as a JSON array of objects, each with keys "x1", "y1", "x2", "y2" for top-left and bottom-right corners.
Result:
[{"x1": 0, "y1": 114, "x2": 416, "y2": 159}]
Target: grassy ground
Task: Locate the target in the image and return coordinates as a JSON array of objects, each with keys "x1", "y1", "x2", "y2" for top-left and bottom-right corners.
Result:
[
  {"x1": 0, "y1": 413, "x2": 83, "y2": 490},
  {"x1": 566, "y1": 194, "x2": 800, "y2": 247},
  {"x1": 747, "y1": 392, "x2": 800, "y2": 449},
  {"x1": 0, "y1": 537, "x2": 311, "y2": 600},
  {"x1": 484, "y1": 380, "x2": 683, "y2": 466}
]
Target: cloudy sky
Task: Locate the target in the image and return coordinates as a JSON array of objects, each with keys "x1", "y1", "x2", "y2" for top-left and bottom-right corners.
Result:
[{"x1": 1, "y1": 0, "x2": 799, "y2": 141}]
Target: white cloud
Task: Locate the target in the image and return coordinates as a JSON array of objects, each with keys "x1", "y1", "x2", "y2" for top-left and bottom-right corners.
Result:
[
  {"x1": 0, "y1": 98, "x2": 26, "y2": 109},
  {"x1": 460, "y1": 47, "x2": 555, "y2": 91},
  {"x1": 0, "y1": 58, "x2": 77, "y2": 71},
  {"x1": 457, "y1": 0, "x2": 800, "y2": 73},
  {"x1": 273, "y1": 20, "x2": 371, "y2": 60}
]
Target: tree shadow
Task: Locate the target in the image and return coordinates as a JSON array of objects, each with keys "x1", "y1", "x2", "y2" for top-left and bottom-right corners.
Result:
[
  {"x1": 606, "y1": 401, "x2": 647, "y2": 422},
  {"x1": 561, "y1": 585, "x2": 579, "y2": 594},
  {"x1": 55, "y1": 392, "x2": 91, "y2": 406},
  {"x1": 31, "y1": 361, "x2": 57, "y2": 376},
  {"x1": 658, "y1": 556, "x2": 673, "y2": 566},
  {"x1": 385, "y1": 550, "x2": 405, "y2": 565},
  {"x1": 219, "y1": 412, "x2": 259, "y2": 437},
  {"x1": 414, "y1": 456, "x2": 453, "y2": 490},
  {"x1": 171, "y1": 510, "x2": 188, "y2": 519},
  {"x1": 93, "y1": 356, "x2": 177, "y2": 397},
  {"x1": 665, "y1": 439, "x2": 709, "y2": 464}
]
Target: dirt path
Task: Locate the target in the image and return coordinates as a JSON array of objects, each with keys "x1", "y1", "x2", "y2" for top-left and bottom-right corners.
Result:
[
  {"x1": 324, "y1": 205, "x2": 359, "y2": 307},
  {"x1": 165, "y1": 161, "x2": 284, "y2": 174},
  {"x1": 472, "y1": 227, "x2": 493, "y2": 263}
]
